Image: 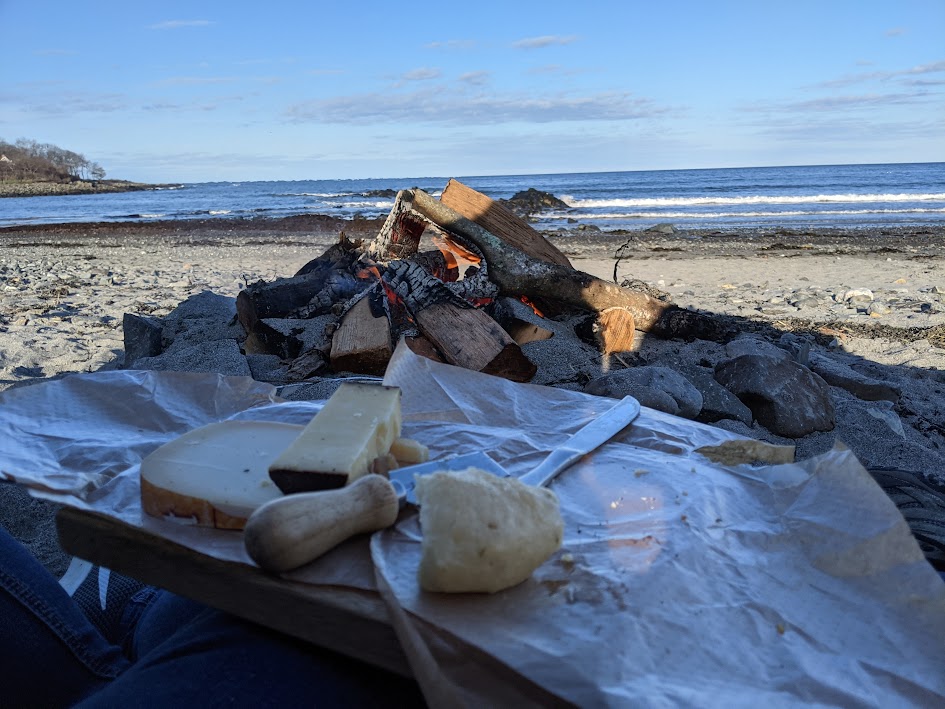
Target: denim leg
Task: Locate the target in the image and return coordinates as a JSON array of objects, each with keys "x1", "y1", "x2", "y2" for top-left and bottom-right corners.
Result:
[
  {"x1": 79, "y1": 592, "x2": 427, "y2": 708},
  {"x1": 0, "y1": 523, "x2": 130, "y2": 708}
]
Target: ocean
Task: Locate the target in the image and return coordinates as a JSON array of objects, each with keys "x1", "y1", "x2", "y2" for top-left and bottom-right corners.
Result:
[{"x1": 2, "y1": 162, "x2": 943, "y2": 232}]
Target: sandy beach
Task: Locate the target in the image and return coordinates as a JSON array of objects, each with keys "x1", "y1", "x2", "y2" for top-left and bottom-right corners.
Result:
[{"x1": 2, "y1": 216, "x2": 944, "y2": 575}]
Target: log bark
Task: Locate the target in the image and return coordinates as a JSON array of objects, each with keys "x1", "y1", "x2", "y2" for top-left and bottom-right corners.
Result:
[
  {"x1": 406, "y1": 189, "x2": 721, "y2": 340},
  {"x1": 413, "y1": 302, "x2": 536, "y2": 382},
  {"x1": 439, "y1": 179, "x2": 572, "y2": 267},
  {"x1": 363, "y1": 190, "x2": 428, "y2": 262},
  {"x1": 329, "y1": 295, "x2": 392, "y2": 375}
]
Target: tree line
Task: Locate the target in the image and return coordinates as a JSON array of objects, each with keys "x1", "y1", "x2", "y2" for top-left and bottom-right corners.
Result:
[{"x1": 0, "y1": 138, "x2": 106, "y2": 182}]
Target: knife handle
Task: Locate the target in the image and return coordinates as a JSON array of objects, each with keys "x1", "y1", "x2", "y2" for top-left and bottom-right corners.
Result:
[{"x1": 243, "y1": 474, "x2": 399, "y2": 572}]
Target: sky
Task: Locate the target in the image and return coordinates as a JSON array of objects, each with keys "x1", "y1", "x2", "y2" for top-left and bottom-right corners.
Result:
[{"x1": 2, "y1": 1, "x2": 943, "y2": 183}]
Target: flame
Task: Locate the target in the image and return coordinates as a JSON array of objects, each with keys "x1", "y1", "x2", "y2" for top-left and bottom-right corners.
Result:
[
  {"x1": 432, "y1": 235, "x2": 481, "y2": 270},
  {"x1": 355, "y1": 265, "x2": 382, "y2": 280},
  {"x1": 519, "y1": 296, "x2": 544, "y2": 318}
]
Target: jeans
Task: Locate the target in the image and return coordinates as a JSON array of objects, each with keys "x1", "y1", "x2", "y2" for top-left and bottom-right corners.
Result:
[{"x1": 0, "y1": 523, "x2": 425, "y2": 708}]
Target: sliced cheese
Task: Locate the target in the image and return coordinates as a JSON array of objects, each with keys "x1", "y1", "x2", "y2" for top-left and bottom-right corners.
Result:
[
  {"x1": 268, "y1": 382, "x2": 402, "y2": 493},
  {"x1": 140, "y1": 420, "x2": 300, "y2": 529}
]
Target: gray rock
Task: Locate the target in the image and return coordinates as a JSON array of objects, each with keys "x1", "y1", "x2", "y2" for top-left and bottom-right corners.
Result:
[
  {"x1": 807, "y1": 352, "x2": 901, "y2": 402},
  {"x1": 725, "y1": 336, "x2": 791, "y2": 361},
  {"x1": 161, "y1": 291, "x2": 243, "y2": 353},
  {"x1": 584, "y1": 365, "x2": 703, "y2": 419},
  {"x1": 714, "y1": 354, "x2": 835, "y2": 438},
  {"x1": 134, "y1": 339, "x2": 251, "y2": 377},
  {"x1": 122, "y1": 313, "x2": 163, "y2": 366},
  {"x1": 674, "y1": 362, "x2": 753, "y2": 425},
  {"x1": 645, "y1": 223, "x2": 677, "y2": 234}
]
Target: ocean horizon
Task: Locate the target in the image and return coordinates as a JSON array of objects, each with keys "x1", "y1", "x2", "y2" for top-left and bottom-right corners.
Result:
[{"x1": 2, "y1": 161, "x2": 943, "y2": 232}]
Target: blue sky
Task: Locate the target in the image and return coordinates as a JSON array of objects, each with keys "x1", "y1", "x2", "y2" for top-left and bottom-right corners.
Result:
[{"x1": 2, "y1": 1, "x2": 943, "y2": 182}]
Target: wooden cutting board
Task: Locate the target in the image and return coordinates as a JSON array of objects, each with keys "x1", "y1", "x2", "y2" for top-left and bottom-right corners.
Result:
[{"x1": 55, "y1": 507, "x2": 409, "y2": 676}]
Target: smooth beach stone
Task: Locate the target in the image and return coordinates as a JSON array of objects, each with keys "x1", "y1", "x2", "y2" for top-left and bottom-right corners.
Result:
[
  {"x1": 724, "y1": 336, "x2": 791, "y2": 362},
  {"x1": 673, "y1": 362, "x2": 753, "y2": 425},
  {"x1": 807, "y1": 352, "x2": 901, "y2": 403},
  {"x1": 585, "y1": 365, "x2": 703, "y2": 419},
  {"x1": 713, "y1": 354, "x2": 835, "y2": 438}
]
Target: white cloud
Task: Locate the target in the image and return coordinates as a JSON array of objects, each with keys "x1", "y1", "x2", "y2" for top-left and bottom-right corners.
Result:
[
  {"x1": 814, "y1": 60, "x2": 945, "y2": 89},
  {"x1": 885, "y1": 27, "x2": 906, "y2": 37},
  {"x1": 149, "y1": 20, "x2": 214, "y2": 30},
  {"x1": 401, "y1": 68, "x2": 441, "y2": 82},
  {"x1": 153, "y1": 76, "x2": 236, "y2": 87},
  {"x1": 287, "y1": 88, "x2": 666, "y2": 125},
  {"x1": 512, "y1": 35, "x2": 579, "y2": 50},
  {"x1": 425, "y1": 39, "x2": 475, "y2": 50},
  {"x1": 458, "y1": 70, "x2": 490, "y2": 85}
]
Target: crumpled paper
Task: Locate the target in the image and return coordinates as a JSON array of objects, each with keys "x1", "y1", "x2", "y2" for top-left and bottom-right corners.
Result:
[{"x1": 2, "y1": 344, "x2": 943, "y2": 706}]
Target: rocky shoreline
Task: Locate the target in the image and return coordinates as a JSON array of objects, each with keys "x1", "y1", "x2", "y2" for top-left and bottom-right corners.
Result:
[{"x1": 0, "y1": 179, "x2": 181, "y2": 198}]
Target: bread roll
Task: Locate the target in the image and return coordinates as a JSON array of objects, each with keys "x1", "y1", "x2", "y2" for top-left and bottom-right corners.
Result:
[{"x1": 416, "y1": 467, "x2": 563, "y2": 593}]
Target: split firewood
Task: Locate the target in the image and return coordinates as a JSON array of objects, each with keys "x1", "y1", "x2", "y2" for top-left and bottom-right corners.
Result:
[
  {"x1": 406, "y1": 189, "x2": 723, "y2": 341},
  {"x1": 414, "y1": 301, "x2": 536, "y2": 382},
  {"x1": 503, "y1": 318, "x2": 555, "y2": 346},
  {"x1": 329, "y1": 293, "x2": 392, "y2": 375},
  {"x1": 439, "y1": 178, "x2": 572, "y2": 268}
]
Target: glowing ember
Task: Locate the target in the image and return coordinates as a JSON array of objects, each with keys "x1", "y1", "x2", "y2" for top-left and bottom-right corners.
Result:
[{"x1": 520, "y1": 296, "x2": 544, "y2": 317}]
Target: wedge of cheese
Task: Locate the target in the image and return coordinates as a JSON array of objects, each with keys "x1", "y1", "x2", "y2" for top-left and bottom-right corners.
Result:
[
  {"x1": 268, "y1": 382, "x2": 402, "y2": 493},
  {"x1": 140, "y1": 420, "x2": 300, "y2": 529}
]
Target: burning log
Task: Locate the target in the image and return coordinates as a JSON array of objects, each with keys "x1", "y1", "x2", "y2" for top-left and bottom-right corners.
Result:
[
  {"x1": 406, "y1": 189, "x2": 716, "y2": 341},
  {"x1": 439, "y1": 179, "x2": 572, "y2": 268},
  {"x1": 236, "y1": 235, "x2": 361, "y2": 333},
  {"x1": 384, "y1": 257, "x2": 535, "y2": 381}
]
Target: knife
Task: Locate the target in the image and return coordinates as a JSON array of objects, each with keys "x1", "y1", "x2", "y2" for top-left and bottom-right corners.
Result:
[{"x1": 243, "y1": 396, "x2": 640, "y2": 572}]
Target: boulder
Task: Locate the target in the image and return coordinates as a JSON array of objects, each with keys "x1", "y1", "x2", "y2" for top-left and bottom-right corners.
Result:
[
  {"x1": 714, "y1": 355, "x2": 835, "y2": 438},
  {"x1": 585, "y1": 365, "x2": 703, "y2": 419},
  {"x1": 122, "y1": 313, "x2": 163, "y2": 367},
  {"x1": 674, "y1": 362, "x2": 753, "y2": 425},
  {"x1": 500, "y1": 188, "x2": 570, "y2": 217}
]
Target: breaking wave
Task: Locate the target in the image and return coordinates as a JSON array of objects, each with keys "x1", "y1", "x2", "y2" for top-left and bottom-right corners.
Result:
[{"x1": 562, "y1": 193, "x2": 945, "y2": 209}]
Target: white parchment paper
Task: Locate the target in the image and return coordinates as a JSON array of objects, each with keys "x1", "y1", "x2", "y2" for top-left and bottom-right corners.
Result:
[{"x1": 1, "y1": 344, "x2": 943, "y2": 706}]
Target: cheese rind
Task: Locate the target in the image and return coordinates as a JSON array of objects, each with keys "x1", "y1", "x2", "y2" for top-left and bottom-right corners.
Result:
[
  {"x1": 140, "y1": 420, "x2": 299, "y2": 529},
  {"x1": 268, "y1": 382, "x2": 402, "y2": 493},
  {"x1": 416, "y1": 467, "x2": 564, "y2": 593}
]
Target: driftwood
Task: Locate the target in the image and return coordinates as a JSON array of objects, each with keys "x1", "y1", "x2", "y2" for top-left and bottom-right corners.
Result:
[
  {"x1": 439, "y1": 179, "x2": 572, "y2": 268},
  {"x1": 406, "y1": 189, "x2": 721, "y2": 341}
]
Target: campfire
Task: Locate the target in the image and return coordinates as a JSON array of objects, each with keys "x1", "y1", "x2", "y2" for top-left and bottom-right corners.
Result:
[{"x1": 236, "y1": 180, "x2": 715, "y2": 383}]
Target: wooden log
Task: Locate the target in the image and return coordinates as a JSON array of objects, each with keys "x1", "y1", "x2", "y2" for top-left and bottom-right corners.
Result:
[
  {"x1": 440, "y1": 178, "x2": 572, "y2": 268},
  {"x1": 329, "y1": 295, "x2": 392, "y2": 375},
  {"x1": 413, "y1": 302, "x2": 536, "y2": 382},
  {"x1": 362, "y1": 190, "x2": 427, "y2": 262},
  {"x1": 237, "y1": 272, "x2": 330, "y2": 334},
  {"x1": 407, "y1": 189, "x2": 725, "y2": 341},
  {"x1": 403, "y1": 335, "x2": 445, "y2": 363},
  {"x1": 576, "y1": 307, "x2": 636, "y2": 354}
]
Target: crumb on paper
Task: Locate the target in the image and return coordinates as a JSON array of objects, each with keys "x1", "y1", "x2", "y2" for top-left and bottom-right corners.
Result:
[
  {"x1": 634, "y1": 469, "x2": 649, "y2": 477},
  {"x1": 777, "y1": 623, "x2": 786, "y2": 635}
]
